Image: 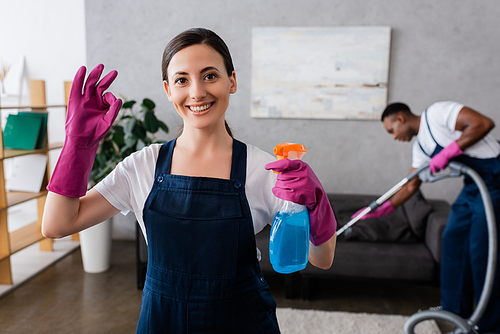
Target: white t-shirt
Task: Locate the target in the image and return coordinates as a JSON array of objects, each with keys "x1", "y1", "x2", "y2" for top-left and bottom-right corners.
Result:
[
  {"x1": 94, "y1": 142, "x2": 284, "y2": 242},
  {"x1": 412, "y1": 101, "x2": 500, "y2": 168}
]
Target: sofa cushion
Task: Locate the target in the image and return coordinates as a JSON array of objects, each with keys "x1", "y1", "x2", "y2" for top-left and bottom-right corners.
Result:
[
  {"x1": 331, "y1": 190, "x2": 432, "y2": 243},
  {"x1": 403, "y1": 190, "x2": 433, "y2": 239}
]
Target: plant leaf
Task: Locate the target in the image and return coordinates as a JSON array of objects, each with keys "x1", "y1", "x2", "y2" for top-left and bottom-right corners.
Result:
[
  {"x1": 94, "y1": 153, "x2": 107, "y2": 169},
  {"x1": 133, "y1": 123, "x2": 147, "y2": 142},
  {"x1": 122, "y1": 100, "x2": 136, "y2": 109},
  {"x1": 136, "y1": 139, "x2": 146, "y2": 151},
  {"x1": 119, "y1": 115, "x2": 132, "y2": 121},
  {"x1": 142, "y1": 98, "x2": 155, "y2": 110},
  {"x1": 112, "y1": 126, "x2": 125, "y2": 146},
  {"x1": 144, "y1": 110, "x2": 159, "y2": 133},
  {"x1": 158, "y1": 120, "x2": 169, "y2": 134},
  {"x1": 125, "y1": 118, "x2": 136, "y2": 134},
  {"x1": 100, "y1": 141, "x2": 115, "y2": 158},
  {"x1": 125, "y1": 135, "x2": 137, "y2": 148}
]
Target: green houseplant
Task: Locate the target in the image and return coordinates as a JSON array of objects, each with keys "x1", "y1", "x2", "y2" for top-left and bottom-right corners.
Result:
[{"x1": 89, "y1": 97, "x2": 169, "y2": 186}]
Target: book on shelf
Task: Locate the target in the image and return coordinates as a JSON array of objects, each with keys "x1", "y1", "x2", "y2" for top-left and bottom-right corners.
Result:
[
  {"x1": 5, "y1": 154, "x2": 48, "y2": 193},
  {"x1": 18, "y1": 111, "x2": 48, "y2": 149},
  {"x1": 2, "y1": 112, "x2": 48, "y2": 150}
]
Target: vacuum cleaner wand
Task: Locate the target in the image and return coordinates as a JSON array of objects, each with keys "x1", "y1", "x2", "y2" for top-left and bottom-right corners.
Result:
[{"x1": 336, "y1": 164, "x2": 429, "y2": 236}]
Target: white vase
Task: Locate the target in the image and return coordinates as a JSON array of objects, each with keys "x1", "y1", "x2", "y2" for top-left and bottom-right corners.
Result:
[{"x1": 79, "y1": 218, "x2": 113, "y2": 273}]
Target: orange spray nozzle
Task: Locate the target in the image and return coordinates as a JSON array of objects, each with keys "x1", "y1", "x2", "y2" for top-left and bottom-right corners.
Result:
[{"x1": 274, "y1": 143, "x2": 307, "y2": 161}]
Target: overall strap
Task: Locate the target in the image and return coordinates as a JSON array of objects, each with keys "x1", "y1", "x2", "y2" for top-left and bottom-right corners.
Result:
[
  {"x1": 230, "y1": 139, "x2": 247, "y2": 185},
  {"x1": 418, "y1": 141, "x2": 430, "y2": 157},
  {"x1": 154, "y1": 139, "x2": 176, "y2": 178},
  {"x1": 417, "y1": 109, "x2": 439, "y2": 157},
  {"x1": 424, "y1": 108, "x2": 439, "y2": 145}
]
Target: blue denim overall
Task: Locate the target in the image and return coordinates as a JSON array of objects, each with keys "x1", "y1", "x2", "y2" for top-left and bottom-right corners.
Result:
[
  {"x1": 418, "y1": 111, "x2": 500, "y2": 333},
  {"x1": 136, "y1": 139, "x2": 280, "y2": 334}
]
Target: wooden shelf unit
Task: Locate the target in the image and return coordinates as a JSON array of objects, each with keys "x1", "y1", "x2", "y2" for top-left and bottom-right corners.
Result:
[{"x1": 0, "y1": 79, "x2": 70, "y2": 284}]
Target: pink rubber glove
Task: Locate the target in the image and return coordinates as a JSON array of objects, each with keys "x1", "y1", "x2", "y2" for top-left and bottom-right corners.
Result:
[
  {"x1": 351, "y1": 201, "x2": 394, "y2": 220},
  {"x1": 429, "y1": 141, "x2": 463, "y2": 173},
  {"x1": 47, "y1": 64, "x2": 122, "y2": 197},
  {"x1": 265, "y1": 159, "x2": 337, "y2": 246}
]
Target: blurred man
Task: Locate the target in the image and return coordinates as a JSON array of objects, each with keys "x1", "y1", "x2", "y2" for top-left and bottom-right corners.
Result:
[{"x1": 357, "y1": 101, "x2": 499, "y2": 333}]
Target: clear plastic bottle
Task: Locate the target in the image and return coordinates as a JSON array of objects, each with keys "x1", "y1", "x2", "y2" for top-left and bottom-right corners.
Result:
[
  {"x1": 269, "y1": 143, "x2": 310, "y2": 274},
  {"x1": 270, "y1": 201, "x2": 310, "y2": 273}
]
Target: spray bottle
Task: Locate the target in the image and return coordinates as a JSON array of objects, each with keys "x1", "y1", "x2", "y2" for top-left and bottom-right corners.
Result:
[{"x1": 269, "y1": 143, "x2": 310, "y2": 274}]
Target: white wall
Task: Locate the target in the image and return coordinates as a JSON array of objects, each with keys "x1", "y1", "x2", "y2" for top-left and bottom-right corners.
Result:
[
  {"x1": 0, "y1": 0, "x2": 87, "y2": 142},
  {"x1": 0, "y1": 0, "x2": 87, "y2": 105}
]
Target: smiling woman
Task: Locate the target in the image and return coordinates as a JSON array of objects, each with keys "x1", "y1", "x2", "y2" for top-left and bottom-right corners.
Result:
[{"x1": 42, "y1": 27, "x2": 337, "y2": 333}]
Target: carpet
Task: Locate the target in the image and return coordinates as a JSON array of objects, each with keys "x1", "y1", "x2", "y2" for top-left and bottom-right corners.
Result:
[{"x1": 276, "y1": 308, "x2": 441, "y2": 334}]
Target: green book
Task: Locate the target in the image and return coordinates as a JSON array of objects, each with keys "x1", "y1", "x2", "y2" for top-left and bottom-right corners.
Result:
[
  {"x1": 18, "y1": 111, "x2": 48, "y2": 149},
  {"x1": 3, "y1": 113, "x2": 44, "y2": 150}
]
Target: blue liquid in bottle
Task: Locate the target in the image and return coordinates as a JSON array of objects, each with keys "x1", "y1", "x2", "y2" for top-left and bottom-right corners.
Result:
[{"x1": 269, "y1": 201, "x2": 310, "y2": 274}]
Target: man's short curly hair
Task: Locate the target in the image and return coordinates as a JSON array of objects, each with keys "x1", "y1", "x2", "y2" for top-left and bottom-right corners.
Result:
[{"x1": 381, "y1": 102, "x2": 412, "y2": 121}]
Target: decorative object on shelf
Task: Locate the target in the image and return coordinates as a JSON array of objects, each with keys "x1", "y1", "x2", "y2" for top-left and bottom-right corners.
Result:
[
  {"x1": 79, "y1": 97, "x2": 168, "y2": 273},
  {"x1": 0, "y1": 56, "x2": 26, "y2": 106},
  {"x1": 0, "y1": 60, "x2": 11, "y2": 85}
]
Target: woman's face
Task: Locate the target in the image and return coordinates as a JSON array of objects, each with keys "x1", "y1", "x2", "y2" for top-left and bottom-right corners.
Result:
[{"x1": 164, "y1": 44, "x2": 237, "y2": 134}]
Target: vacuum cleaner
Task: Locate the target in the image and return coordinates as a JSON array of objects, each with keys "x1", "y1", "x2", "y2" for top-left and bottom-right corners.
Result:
[{"x1": 337, "y1": 162, "x2": 497, "y2": 334}]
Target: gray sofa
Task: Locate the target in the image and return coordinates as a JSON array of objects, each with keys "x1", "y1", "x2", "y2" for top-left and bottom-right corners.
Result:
[{"x1": 255, "y1": 191, "x2": 450, "y2": 299}]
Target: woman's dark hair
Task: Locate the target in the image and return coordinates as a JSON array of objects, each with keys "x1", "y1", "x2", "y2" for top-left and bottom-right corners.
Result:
[{"x1": 162, "y1": 28, "x2": 234, "y2": 137}]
